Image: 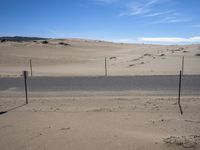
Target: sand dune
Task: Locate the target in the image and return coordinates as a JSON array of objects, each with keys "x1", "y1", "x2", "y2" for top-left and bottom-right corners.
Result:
[
  {"x1": 0, "y1": 38, "x2": 200, "y2": 150},
  {"x1": 0, "y1": 39, "x2": 200, "y2": 76}
]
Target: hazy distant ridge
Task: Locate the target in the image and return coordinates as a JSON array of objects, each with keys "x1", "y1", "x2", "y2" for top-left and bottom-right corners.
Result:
[{"x1": 0, "y1": 36, "x2": 49, "y2": 42}]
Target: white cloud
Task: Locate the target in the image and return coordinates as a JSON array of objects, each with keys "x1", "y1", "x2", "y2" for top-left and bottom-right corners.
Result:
[
  {"x1": 139, "y1": 36, "x2": 200, "y2": 43},
  {"x1": 111, "y1": 39, "x2": 133, "y2": 43},
  {"x1": 120, "y1": 0, "x2": 190, "y2": 25},
  {"x1": 148, "y1": 16, "x2": 189, "y2": 24},
  {"x1": 120, "y1": 0, "x2": 160, "y2": 16},
  {"x1": 144, "y1": 10, "x2": 173, "y2": 17}
]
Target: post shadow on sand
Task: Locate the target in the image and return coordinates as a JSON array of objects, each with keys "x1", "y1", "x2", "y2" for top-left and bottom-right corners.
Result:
[
  {"x1": 0, "y1": 71, "x2": 29, "y2": 115},
  {"x1": 0, "y1": 103, "x2": 27, "y2": 115}
]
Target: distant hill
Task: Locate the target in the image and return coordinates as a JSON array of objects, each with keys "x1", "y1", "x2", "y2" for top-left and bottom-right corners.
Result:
[{"x1": 0, "y1": 36, "x2": 49, "y2": 42}]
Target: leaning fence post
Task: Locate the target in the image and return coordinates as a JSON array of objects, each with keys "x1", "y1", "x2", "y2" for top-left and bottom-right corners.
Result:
[
  {"x1": 23, "y1": 71, "x2": 28, "y2": 104},
  {"x1": 178, "y1": 70, "x2": 183, "y2": 115}
]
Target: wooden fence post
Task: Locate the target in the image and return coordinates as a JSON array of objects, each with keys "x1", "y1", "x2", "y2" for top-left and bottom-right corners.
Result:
[
  {"x1": 30, "y1": 59, "x2": 33, "y2": 77},
  {"x1": 23, "y1": 71, "x2": 28, "y2": 104},
  {"x1": 178, "y1": 70, "x2": 183, "y2": 115},
  {"x1": 182, "y1": 56, "x2": 184, "y2": 75},
  {"x1": 105, "y1": 57, "x2": 107, "y2": 77}
]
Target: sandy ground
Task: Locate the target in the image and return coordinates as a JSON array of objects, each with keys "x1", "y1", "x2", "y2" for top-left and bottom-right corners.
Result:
[
  {"x1": 0, "y1": 91, "x2": 200, "y2": 150},
  {"x1": 0, "y1": 39, "x2": 200, "y2": 76},
  {"x1": 0, "y1": 39, "x2": 200, "y2": 150}
]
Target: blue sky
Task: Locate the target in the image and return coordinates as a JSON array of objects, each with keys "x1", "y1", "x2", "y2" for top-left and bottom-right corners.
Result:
[{"x1": 0, "y1": 0, "x2": 200, "y2": 44}]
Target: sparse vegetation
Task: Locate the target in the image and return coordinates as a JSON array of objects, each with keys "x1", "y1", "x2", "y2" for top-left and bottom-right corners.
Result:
[
  {"x1": 160, "y1": 54, "x2": 165, "y2": 56},
  {"x1": 42, "y1": 40, "x2": 49, "y2": 44},
  {"x1": 129, "y1": 64, "x2": 135, "y2": 67},
  {"x1": 109, "y1": 57, "x2": 116, "y2": 60},
  {"x1": 179, "y1": 47, "x2": 184, "y2": 50},
  {"x1": 1, "y1": 39, "x2": 6, "y2": 43},
  {"x1": 163, "y1": 135, "x2": 200, "y2": 149},
  {"x1": 195, "y1": 53, "x2": 200, "y2": 56},
  {"x1": 144, "y1": 53, "x2": 151, "y2": 56},
  {"x1": 59, "y1": 42, "x2": 70, "y2": 46}
]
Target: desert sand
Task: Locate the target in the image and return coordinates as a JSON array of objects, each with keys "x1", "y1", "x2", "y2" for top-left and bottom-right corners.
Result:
[
  {"x1": 0, "y1": 39, "x2": 200, "y2": 150},
  {"x1": 0, "y1": 39, "x2": 200, "y2": 76},
  {"x1": 0, "y1": 90, "x2": 200, "y2": 150}
]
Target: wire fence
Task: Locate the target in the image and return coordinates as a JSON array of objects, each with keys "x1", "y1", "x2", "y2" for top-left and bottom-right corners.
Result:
[
  {"x1": 0, "y1": 54, "x2": 200, "y2": 114},
  {"x1": 2, "y1": 54, "x2": 200, "y2": 77},
  {"x1": 0, "y1": 74, "x2": 200, "y2": 115}
]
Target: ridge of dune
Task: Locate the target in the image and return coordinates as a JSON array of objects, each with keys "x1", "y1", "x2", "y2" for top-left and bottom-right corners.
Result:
[{"x1": 0, "y1": 38, "x2": 200, "y2": 76}]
